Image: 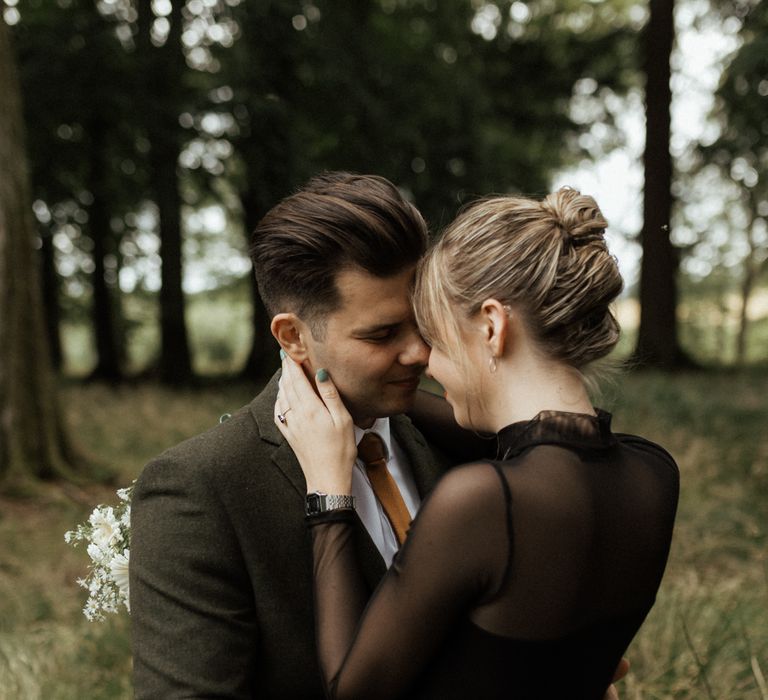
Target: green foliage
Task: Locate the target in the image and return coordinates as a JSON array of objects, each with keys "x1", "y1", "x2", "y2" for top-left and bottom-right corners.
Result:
[
  {"x1": 711, "y1": 0, "x2": 768, "y2": 180},
  {"x1": 12, "y1": 0, "x2": 147, "y2": 284},
  {"x1": 219, "y1": 0, "x2": 640, "y2": 226},
  {"x1": 9, "y1": 0, "x2": 644, "y2": 380},
  {"x1": 684, "y1": 0, "x2": 768, "y2": 367}
]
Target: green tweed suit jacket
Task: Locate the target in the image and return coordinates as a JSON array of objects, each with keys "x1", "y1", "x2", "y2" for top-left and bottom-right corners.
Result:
[{"x1": 130, "y1": 373, "x2": 447, "y2": 699}]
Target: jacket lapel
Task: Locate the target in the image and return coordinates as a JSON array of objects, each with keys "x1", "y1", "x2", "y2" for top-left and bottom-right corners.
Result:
[
  {"x1": 250, "y1": 372, "x2": 307, "y2": 497},
  {"x1": 390, "y1": 414, "x2": 446, "y2": 498},
  {"x1": 249, "y1": 371, "x2": 387, "y2": 587}
]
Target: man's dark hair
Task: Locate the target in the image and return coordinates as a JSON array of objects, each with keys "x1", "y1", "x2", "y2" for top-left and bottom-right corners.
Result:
[{"x1": 250, "y1": 172, "x2": 428, "y2": 333}]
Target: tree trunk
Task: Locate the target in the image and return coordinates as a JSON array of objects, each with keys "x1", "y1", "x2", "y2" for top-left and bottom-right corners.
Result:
[
  {"x1": 137, "y1": 0, "x2": 193, "y2": 384},
  {"x1": 153, "y1": 139, "x2": 191, "y2": 384},
  {"x1": 0, "y1": 20, "x2": 82, "y2": 485},
  {"x1": 39, "y1": 222, "x2": 62, "y2": 371},
  {"x1": 633, "y1": 0, "x2": 690, "y2": 369},
  {"x1": 88, "y1": 117, "x2": 124, "y2": 382},
  {"x1": 735, "y1": 210, "x2": 760, "y2": 366}
]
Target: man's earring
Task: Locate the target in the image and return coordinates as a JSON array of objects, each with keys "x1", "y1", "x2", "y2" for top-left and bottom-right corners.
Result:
[{"x1": 488, "y1": 356, "x2": 498, "y2": 374}]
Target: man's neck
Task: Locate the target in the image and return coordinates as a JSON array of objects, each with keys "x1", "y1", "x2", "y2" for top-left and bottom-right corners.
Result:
[{"x1": 354, "y1": 417, "x2": 376, "y2": 430}]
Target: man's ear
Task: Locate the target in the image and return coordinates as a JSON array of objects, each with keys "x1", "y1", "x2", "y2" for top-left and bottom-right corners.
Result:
[
  {"x1": 479, "y1": 299, "x2": 510, "y2": 358},
  {"x1": 271, "y1": 313, "x2": 310, "y2": 361}
]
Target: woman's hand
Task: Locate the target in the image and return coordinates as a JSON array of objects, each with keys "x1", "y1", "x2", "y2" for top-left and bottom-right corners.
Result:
[{"x1": 275, "y1": 354, "x2": 357, "y2": 495}]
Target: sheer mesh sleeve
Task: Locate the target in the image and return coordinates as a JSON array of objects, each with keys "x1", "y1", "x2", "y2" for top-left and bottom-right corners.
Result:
[{"x1": 307, "y1": 463, "x2": 508, "y2": 700}]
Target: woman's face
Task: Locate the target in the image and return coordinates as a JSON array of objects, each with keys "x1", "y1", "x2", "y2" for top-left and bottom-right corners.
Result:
[{"x1": 426, "y1": 321, "x2": 488, "y2": 431}]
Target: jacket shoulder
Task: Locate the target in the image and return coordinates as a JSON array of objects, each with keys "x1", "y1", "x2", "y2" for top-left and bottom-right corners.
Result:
[{"x1": 136, "y1": 379, "x2": 281, "y2": 491}]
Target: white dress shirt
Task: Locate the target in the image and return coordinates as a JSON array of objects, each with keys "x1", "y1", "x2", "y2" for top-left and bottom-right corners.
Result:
[{"x1": 352, "y1": 418, "x2": 421, "y2": 567}]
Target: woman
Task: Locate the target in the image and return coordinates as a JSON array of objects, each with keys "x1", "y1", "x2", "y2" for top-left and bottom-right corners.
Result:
[{"x1": 275, "y1": 188, "x2": 679, "y2": 699}]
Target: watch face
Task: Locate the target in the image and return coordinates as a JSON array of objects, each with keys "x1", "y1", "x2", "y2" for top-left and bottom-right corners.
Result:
[{"x1": 306, "y1": 493, "x2": 323, "y2": 515}]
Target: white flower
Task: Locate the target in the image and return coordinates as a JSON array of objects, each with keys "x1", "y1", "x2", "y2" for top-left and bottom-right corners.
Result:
[
  {"x1": 89, "y1": 506, "x2": 120, "y2": 549},
  {"x1": 67, "y1": 485, "x2": 133, "y2": 621},
  {"x1": 109, "y1": 550, "x2": 130, "y2": 598},
  {"x1": 87, "y1": 542, "x2": 106, "y2": 564},
  {"x1": 84, "y1": 601, "x2": 99, "y2": 621}
]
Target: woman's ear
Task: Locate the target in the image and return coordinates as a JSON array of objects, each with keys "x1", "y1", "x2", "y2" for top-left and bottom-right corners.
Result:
[
  {"x1": 271, "y1": 313, "x2": 310, "y2": 362},
  {"x1": 479, "y1": 299, "x2": 510, "y2": 358}
]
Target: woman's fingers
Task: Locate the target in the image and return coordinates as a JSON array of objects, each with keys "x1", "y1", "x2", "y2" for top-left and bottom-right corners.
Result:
[
  {"x1": 277, "y1": 354, "x2": 351, "y2": 433},
  {"x1": 314, "y1": 369, "x2": 351, "y2": 429},
  {"x1": 274, "y1": 356, "x2": 356, "y2": 494},
  {"x1": 280, "y1": 355, "x2": 347, "y2": 427},
  {"x1": 612, "y1": 658, "x2": 630, "y2": 682},
  {"x1": 274, "y1": 395, "x2": 290, "y2": 435},
  {"x1": 279, "y1": 353, "x2": 309, "y2": 411}
]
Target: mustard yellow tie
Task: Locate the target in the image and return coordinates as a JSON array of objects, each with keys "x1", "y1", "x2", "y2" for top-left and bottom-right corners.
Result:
[{"x1": 357, "y1": 432, "x2": 412, "y2": 544}]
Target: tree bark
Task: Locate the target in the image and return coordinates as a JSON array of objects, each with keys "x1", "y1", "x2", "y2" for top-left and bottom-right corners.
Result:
[
  {"x1": 633, "y1": 0, "x2": 690, "y2": 368},
  {"x1": 39, "y1": 222, "x2": 62, "y2": 371},
  {"x1": 153, "y1": 138, "x2": 191, "y2": 384},
  {"x1": 0, "y1": 20, "x2": 81, "y2": 484},
  {"x1": 88, "y1": 116, "x2": 124, "y2": 382},
  {"x1": 137, "y1": 0, "x2": 193, "y2": 385}
]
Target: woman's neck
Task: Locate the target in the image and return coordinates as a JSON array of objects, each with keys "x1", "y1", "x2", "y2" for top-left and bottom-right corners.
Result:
[{"x1": 484, "y1": 354, "x2": 595, "y2": 433}]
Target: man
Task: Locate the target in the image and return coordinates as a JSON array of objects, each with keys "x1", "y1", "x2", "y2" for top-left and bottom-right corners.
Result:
[{"x1": 130, "y1": 172, "x2": 448, "y2": 698}]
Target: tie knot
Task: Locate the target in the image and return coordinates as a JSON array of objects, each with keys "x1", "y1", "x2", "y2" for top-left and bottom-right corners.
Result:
[{"x1": 357, "y1": 432, "x2": 387, "y2": 465}]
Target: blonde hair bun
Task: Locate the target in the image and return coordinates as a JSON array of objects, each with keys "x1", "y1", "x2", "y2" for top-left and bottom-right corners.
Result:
[
  {"x1": 414, "y1": 187, "x2": 623, "y2": 371},
  {"x1": 541, "y1": 187, "x2": 608, "y2": 250}
]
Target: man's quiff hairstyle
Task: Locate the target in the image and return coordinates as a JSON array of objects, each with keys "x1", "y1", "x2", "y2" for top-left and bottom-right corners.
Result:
[{"x1": 250, "y1": 172, "x2": 428, "y2": 335}]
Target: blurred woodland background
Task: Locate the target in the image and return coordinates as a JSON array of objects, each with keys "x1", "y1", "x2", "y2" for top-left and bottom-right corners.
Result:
[{"x1": 0, "y1": 0, "x2": 766, "y2": 698}]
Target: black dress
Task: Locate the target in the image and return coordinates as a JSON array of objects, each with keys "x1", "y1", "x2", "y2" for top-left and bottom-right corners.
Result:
[{"x1": 307, "y1": 410, "x2": 679, "y2": 699}]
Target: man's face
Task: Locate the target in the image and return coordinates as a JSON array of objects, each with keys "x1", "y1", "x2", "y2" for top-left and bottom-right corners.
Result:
[{"x1": 303, "y1": 265, "x2": 429, "y2": 428}]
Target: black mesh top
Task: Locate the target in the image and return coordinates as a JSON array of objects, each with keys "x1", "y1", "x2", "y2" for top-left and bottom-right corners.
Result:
[{"x1": 307, "y1": 410, "x2": 679, "y2": 699}]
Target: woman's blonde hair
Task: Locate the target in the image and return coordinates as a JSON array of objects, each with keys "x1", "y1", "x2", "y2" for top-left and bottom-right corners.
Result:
[{"x1": 414, "y1": 187, "x2": 623, "y2": 373}]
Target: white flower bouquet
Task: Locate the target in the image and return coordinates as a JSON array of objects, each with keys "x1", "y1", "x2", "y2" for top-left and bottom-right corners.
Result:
[{"x1": 65, "y1": 485, "x2": 133, "y2": 621}]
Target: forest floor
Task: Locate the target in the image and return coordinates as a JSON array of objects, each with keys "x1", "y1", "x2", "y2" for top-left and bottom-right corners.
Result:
[{"x1": 0, "y1": 371, "x2": 766, "y2": 699}]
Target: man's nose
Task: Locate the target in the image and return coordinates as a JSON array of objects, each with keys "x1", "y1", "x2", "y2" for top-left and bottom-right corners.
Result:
[{"x1": 399, "y1": 327, "x2": 430, "y2": 367}]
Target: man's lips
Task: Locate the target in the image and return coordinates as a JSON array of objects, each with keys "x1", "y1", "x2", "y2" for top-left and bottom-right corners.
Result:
[{"x1": 388, "y1": 376, "x2": 421, "y2": 390}]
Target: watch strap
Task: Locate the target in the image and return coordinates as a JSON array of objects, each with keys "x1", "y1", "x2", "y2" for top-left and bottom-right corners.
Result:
[
  {"x1": 324, "y1": 494, "x2": 355, "y2": 510},
  {"x1": 305, "y1": 491, "x2": 355, "y2": 516}
]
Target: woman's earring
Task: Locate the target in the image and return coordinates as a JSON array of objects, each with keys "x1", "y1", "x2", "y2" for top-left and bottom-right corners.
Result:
[{"x1": 488, "y1": 356, "x2": 498, "y2": 374}]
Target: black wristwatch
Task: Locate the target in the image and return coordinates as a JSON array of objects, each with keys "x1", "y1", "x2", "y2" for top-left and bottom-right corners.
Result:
[{"x1": 305, "y1": 491, "x2": 355, "y2": 516}]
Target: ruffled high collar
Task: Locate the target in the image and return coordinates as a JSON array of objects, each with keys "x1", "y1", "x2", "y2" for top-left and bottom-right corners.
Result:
[{"x1": 495, "y1": 409, "x2": 615, "y2": 460}]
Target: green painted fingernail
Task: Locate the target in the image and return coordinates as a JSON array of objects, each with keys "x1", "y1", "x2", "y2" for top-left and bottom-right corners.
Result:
[
  {"x1": 316, "y1": 368, "x2": 329, "y2": 382},
  {"x1": 279, "y1": 349, "x2": 286, "y2": 359}
]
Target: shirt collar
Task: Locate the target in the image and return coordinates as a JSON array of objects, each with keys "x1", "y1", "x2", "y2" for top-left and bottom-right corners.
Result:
[
  {"x1": 496, "y1": 408, "x2": 616, "y2": 460},
  {"x1": 354, "y1": 417, "x2": 392, "y2": 461}
]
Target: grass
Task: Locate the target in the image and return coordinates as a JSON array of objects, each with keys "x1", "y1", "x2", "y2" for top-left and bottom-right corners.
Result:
[
  {"x1": 1, "y1": 371, "x2": 766, "y2": 699},
  {"x1": 608, "y1": 371, "x2": 768, "y2": 699}
]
